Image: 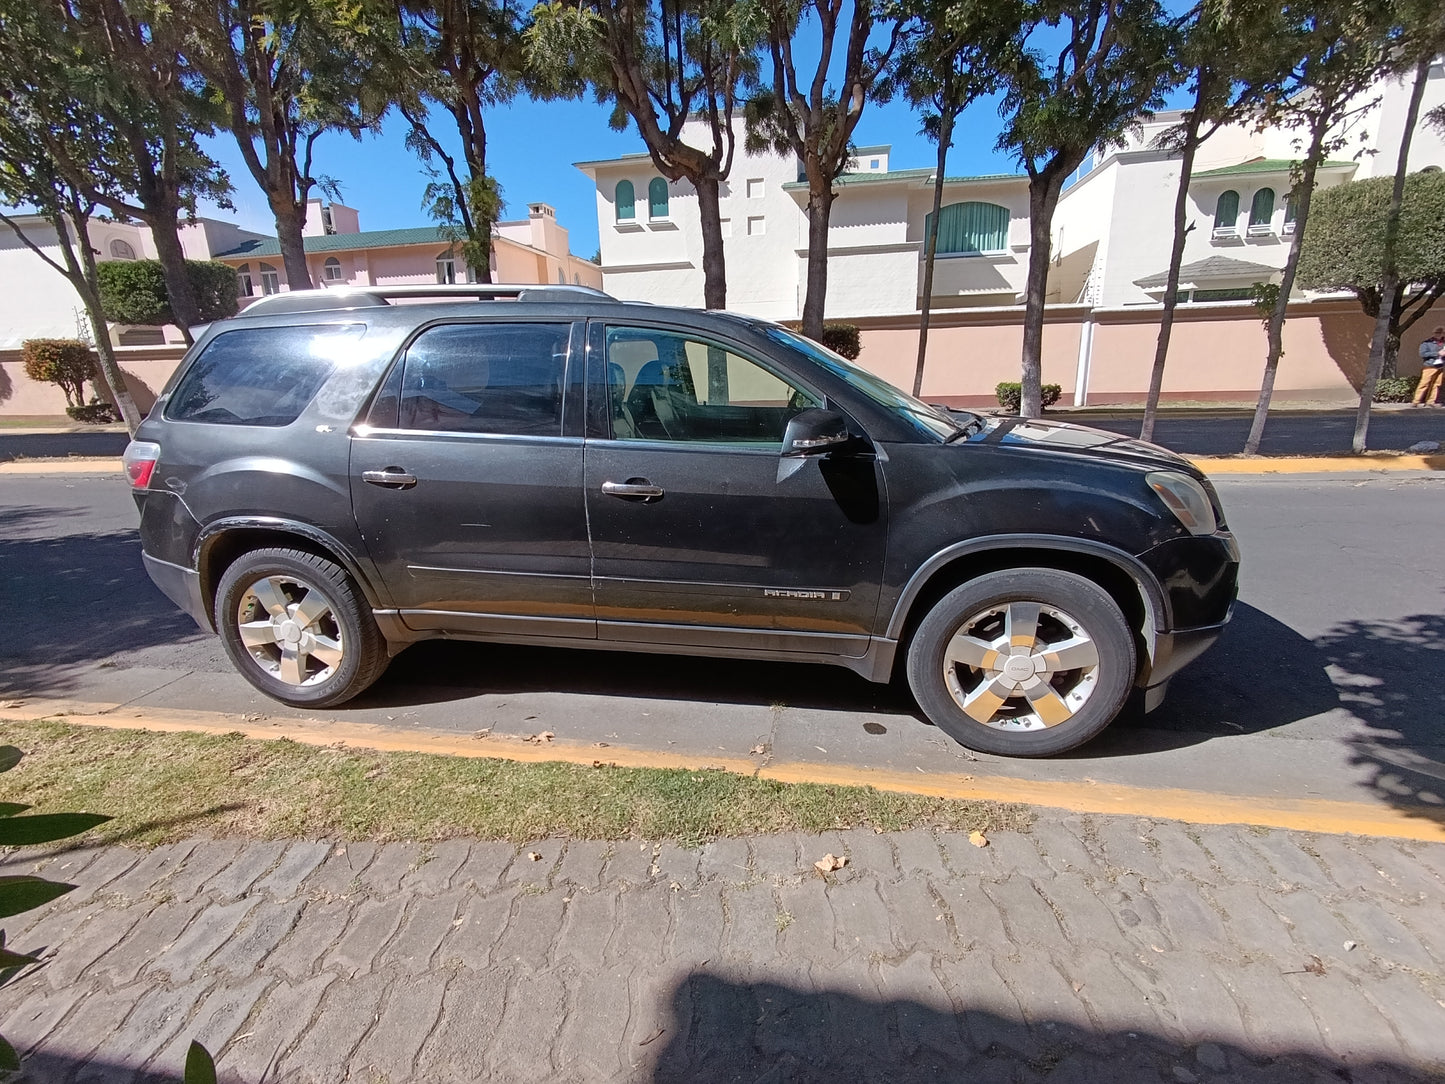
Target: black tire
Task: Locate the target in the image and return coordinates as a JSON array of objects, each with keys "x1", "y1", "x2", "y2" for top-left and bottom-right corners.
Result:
[
  {"x1": 905, "y1": 568, "x2": 1136, "y2": 757},
  {"x1": 214, "y1": 547, "x2": 390, "y2": 708}
]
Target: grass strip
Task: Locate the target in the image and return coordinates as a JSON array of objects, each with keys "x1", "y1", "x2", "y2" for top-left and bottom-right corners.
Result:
[{"x1": 0, "y1": 719, "x2": 1030, "y2": 847}]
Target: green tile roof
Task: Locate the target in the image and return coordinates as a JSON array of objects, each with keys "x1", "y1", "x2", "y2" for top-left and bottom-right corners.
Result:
[
  {"x1": 781, "y1": 169, "x2": 1023, "y2": 191},
  {"x1": 1192, "y1": 157, "x2": 1355, "y2": 178},
  {"x1": 215, "y1": 226, "x2": 457, "y2": 259}
]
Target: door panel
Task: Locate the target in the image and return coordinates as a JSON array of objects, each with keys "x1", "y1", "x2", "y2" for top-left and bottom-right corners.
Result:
[{"x1": 584, "y1": 322, "x2": 887, "y2": 654}]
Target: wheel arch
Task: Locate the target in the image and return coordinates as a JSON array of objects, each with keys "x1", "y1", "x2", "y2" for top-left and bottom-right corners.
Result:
[
  {"x1": 886, "y1": 536, "x2": 1169, "y2": 681},
  {"x1": 193, "y1": 518, "x2": 384, "y2": 630}
]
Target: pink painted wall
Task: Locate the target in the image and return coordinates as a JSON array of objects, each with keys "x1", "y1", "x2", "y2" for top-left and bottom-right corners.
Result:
[{"x1": 0, "y1": 349, "x2": 184, "y2": 417}]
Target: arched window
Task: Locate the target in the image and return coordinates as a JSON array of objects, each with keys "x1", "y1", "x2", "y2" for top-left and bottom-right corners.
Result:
[
  {"x1": 558, "y1": 267, "x2": 566, "y2": 284},
  {"x1": 1248, "y1": 188, "x2": 1275, "y2": 233},
  {"x1": 258, "y1": 262, "x2": 280, "y2": 295},
  {"x1": 1213, "y1": 190, "x2": 1240, "y2": 236},
  {"x1": 237, "y1": 263, "x2": 254, "y2": 298},
  {"x1": 1282, "y1": 193, "x2": 1299, "y2": 235},
  {"x1": 436, "y1": 253, "x2": 457, "y2": 284},
  {"x1": 109, "y1": 239, "x2": 136, "y2": 260},
  {"x1": 648, "y1": 177, "x2": 670, "y2": 219},
  {"x1": 922, "y1": 202, "x2": 1009, "y2": 255},
  {"x1": 323, "y1": 256, "x2": 344, "y2": 282},
  {"x1": 615, "y1": 180, "x2": 636, "y2": 222}
]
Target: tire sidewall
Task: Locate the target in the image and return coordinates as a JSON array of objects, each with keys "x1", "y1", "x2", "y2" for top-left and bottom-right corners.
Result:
[
  {"x1": 906, "y1": 569, "x2": 1137, "y2": 757},
  {"x1": 215, "y1": 549, "x2": 374, "y2": 708}
]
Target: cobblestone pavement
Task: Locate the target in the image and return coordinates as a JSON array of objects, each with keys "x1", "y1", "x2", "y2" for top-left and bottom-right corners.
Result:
[{"x1": 0, "y1": 818, "x2": 1442, "y2": 1083}]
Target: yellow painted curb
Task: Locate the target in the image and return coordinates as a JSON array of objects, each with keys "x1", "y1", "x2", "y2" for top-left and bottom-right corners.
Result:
[
  {"x1": 1189, "y1": 454, "x2": 1443, "y2": 474},
  {"x1": 9, "y1": 699, "x2": 1443, "y2": 844},
  {"x1": 0, "y1": 458, "x2": 123, "y2": 475}
]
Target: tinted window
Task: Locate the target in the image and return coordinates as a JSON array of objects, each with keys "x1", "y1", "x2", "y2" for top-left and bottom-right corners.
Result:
[
  {"x1": 167, "y1": 324, "x2": 363, "y2": 426},
  {"x1": 605, "y1": 327, "x2": 819, "y2": 446},
  {"x1": 399, "y1": 323, "x2": 570, "y2": 436}
]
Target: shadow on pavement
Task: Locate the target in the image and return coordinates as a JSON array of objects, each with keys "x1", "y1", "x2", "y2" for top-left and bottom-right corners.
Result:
[
  {"x1": 0, "y1": 431, "x2": 130, "y2": 463},
  {"x1": 1315, "y1": 612, "x2": 1445, "y2": 830},
  {"x1": 647, "y1": 972, "x2": 1431, "y2": 1082}
]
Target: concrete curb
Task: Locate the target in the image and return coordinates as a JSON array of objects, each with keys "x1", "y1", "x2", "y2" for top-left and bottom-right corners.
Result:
[{"x1": 13, "y1": 699, "x2": 1445, "y2": 843}]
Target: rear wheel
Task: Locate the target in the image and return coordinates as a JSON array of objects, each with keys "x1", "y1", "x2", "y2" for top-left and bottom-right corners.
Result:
[
  {"x1": 215, "y1": 547, "x2": 389, "y2": 708},
  {"x1": 906, "y1": 568, "x2": 1136, "y2": 757}
]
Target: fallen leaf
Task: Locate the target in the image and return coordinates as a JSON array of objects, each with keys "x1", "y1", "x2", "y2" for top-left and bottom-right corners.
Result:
[
  {"x1": 750, "y1": 744, "x2": 768, "y2": 755},
  {"x1": 473, "y1": 729, "x2": 492, "y2": 740},
  {"x1": 527, "y1": 851, "x2": 542, "y2": 862},
  {"x1": 669, "y1": 881, "x2": 681, "y2": 892},
  {"x1": 593, "y1": 741, "x2": 610, "y2": 748},
  {"x1": 969, "y1": 830, "x2": 989, "y2": 848},
  {"x1": 522, "y1": 731, "x2": 555, "y2": 745},
  {"x1": 814, "y1": 853, "x2": 848, "y2": 874},
  {"x1": 1304, "y1": 955, "x2": 1326, "y2": 976},
  {"x1": 637, "y1": 1027, "x2": 666, "y2": 1047},
  {"x1": 0, "y1": 701, "x2": 25, "y2": 709}
]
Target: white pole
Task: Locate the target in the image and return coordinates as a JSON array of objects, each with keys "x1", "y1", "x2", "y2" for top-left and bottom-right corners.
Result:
[{"x1": 1073, "y1": 314, "x2": 1095, "y2": 406}]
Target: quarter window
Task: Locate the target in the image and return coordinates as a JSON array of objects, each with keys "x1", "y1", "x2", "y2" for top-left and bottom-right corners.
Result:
[
  {"x1": 923, "y1": 202, "x2": 1009, "y2": 255},
  {"x1": 396, "y1": 323, "x2": 571, "y2": 436},
  {"x1": 603, "y1": 327, "x2": 820, "y2": 446},
  {"x1": 649, "y1": 177, "x2": 669, "y2": 219},
  {"x1": 166, "y1": 325, "x2": 363, "y2": 426},
  {"x1": 615, "y1": 180, "x2": 636, "y2": 222}
]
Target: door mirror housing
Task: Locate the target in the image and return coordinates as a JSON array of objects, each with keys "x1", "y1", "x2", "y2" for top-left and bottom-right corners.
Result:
[{"x1": 782, "y1": 408, "x2": 853, "y2": 457}]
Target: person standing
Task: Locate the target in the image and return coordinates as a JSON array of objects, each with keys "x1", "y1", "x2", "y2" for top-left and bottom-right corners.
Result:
[{"x1": 1414, "y1": 327, "x2": 1445, "y2": 405}]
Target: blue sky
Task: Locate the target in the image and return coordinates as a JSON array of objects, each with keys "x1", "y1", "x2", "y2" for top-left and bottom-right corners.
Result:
[{"x1": 199, "y1": 88, "x2": 1025, "y2": 260}]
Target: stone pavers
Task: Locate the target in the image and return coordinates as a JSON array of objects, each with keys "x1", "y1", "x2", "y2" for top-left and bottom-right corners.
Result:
[{"x1": 0, "y1": 817, "x2": 1441, "y2": 1082}]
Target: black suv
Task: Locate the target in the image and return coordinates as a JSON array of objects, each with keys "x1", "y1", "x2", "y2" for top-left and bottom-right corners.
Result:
[{"x1": 123, "y1": 285, "x2": 1238, "y2": 757}]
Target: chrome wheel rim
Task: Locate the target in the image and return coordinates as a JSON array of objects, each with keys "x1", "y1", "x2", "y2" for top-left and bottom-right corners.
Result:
[
  {"x1": 235, "y1": 575, "x2": 344, "y2": 687},
  {"x1": 942, "y1": 601, "x2": 1100, "y2": 731}
]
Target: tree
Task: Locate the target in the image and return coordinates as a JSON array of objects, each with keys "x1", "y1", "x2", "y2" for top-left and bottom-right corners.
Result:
[
  {"x1": 48, "y1": 0, "x2": 232, "y2": 340},
  {"x1": 879, "y1": 0, "x2": 1002, "y2": 397},
  {"x1": 97, "y1": 259, "x2": 241, "y2": 326},
  {"x1": 528, "y1": 0, "x2": 760, "y2": 309},
  {"x1": 377, "y1": 0, "x2": 528, "y2": 283},
  {"x1": 180, "y1": 0, "x2": 381, "y2": 290},
  {"x1": 1240, "y1": 0, "x2": 1397, "y2": 455},
  {"x1": 746, "y1": 0, "x2": 903, "y2": 338},
  {"x1": 1344, "y1": 1, "x2": 1445, "y2": 451},
  {"x1": 973, "y1": 0, "x2": 1178, "y2": 418},
  {"x1": 1298, "y1": 171, "x2": 1445, "y2": 371},
  {"x1": 0, "y1": 0, "x2": 143, "y2": 430}
]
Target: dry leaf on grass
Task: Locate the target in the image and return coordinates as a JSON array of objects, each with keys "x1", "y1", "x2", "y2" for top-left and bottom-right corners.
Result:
[
  {"x1": 814, "y1": 853, "x2": 848, "y2": 874},
  {"x1": 969, "y1": 830, "x2": 989, "y2": 848}
]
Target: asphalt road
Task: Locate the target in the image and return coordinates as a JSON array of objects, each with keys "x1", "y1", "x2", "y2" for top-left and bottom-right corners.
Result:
[
  {"x1": 2, "y1": 406, "x2": 1443, "y2": 462},
  {"x1": 3, "y1": 468, "x2": 1444, "y2": 829}
]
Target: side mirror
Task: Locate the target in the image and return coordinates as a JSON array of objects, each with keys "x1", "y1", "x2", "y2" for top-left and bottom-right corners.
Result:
[{"x1": 782, "y1": 408, "x2": 853, "y2": 457}]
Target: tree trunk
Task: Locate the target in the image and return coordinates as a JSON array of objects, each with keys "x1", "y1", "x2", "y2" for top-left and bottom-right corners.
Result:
[
  {"x1": 696, "y1": 176, "x2": 728, "y2": 309},
  {"x1": 273, "y1": 201, "x2": 312, "y2": 290},
  {"x1": 1020, "y1": 176, "x2": 1062, "y2": 418},
  {"x1": 56, "y1": 214, "x2": 142, "y2": 432},
  {"x1": 1353, "y1": 54, "x2": 1431, "y2": 453},
  {"x1": 914, "y1": 115, "x2": 952, "y2": 398},
  {"x1": 1141, "y1": 83, "x2": 1207, "y2": 443},
  {"x1": 801, "y1": 176, "x2": 834, "y2": 341},
  {"x1": 1244, "y1": 122, "x2": 1326, "y2": 455},
  {"x1": 148, "y1": 208, "x2": 201, "y2": 342}
]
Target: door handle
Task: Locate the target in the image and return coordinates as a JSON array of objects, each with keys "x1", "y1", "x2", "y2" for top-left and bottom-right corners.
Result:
[
  {"x1": 362, "y1": 468, "x2": 418, "y2": 490},
  {"x1": 601, "y1": 479, "x2": 664, "y2": 501}
]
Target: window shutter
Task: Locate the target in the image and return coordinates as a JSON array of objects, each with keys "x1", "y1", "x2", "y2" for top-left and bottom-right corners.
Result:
[{"x1": 615, "y1": 180, "x2": 635, "y2": 221}]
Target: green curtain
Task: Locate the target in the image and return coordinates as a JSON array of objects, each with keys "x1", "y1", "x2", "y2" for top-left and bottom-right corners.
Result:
[
  {"x1": 1249, "y1": 187, "x2": 1275, "y2": 226},
  {"x1": 615, "y1": 180, "x2": 635, "y2": 221},
  {"x1": 649, "y1": 177, "x2": 669, "y2": 219},
  {"x1": 1214, "y1": 190, "x2": 1239, "y2": 229},
  {"x1": 923, "y1": 202, "x2": 1009, "y2": 254}
]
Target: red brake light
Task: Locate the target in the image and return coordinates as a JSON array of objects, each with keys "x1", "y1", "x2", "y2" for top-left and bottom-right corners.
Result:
[{"x1": 122, "y1": 441, "x2": 160, "y2": 490}]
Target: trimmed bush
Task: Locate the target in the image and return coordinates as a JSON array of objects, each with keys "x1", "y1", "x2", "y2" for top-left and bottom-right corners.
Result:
[
  {"x1": 1372, "y1": 376, "x2": 1416, "y2": 403},
  {"x1": 820, "y1": 322, "x2": 861, "y2": 360},
  {"x1": 995, "y1": 382, "x2": 1063, "y2": 414},
  {"x1": 21, "y1": 339, "x2": 96, "y2": 408},
  {"x1": 66, "y1": 400, "x2": 120, "y2": 424},
  {"x1": 97, "y1": 258, "x2": 240, "y2": 326}
]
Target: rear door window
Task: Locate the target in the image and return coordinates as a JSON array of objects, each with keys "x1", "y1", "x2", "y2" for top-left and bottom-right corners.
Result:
[{"x1": 167, "y1": 324, "x2": 363, "y2": 426}]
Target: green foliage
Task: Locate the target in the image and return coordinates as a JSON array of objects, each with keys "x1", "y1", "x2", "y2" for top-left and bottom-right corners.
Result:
[
  {"x1": 1372, "y1": 376, "x2": 1415, "y2": 403},
  {"x1": 820, "y1": 323, "x2": 861, "y2": 360},
  {"x1": 1297, "y1": 172, "x2": 1445, "y2": 298},
  {"x1": 0, "y1": 745, "x2": 109, "y2": 1073},
  {"x1": 65, "y1": 402, "x2": 120, "y2": 424},
  {"x1": 1250, "y1": 281, "x2": 1282, "y2": 326},
  {"x1": 996, "y1": 382, "x2": 1061, "y2": 413},
  {"x1": 184, "y1": 1041, "x2": 218, "y2": 1084},
  {"x1": 97, "y1": 259, "x2": 240, "y2": 326},
  {"x1": 21, "y1": 339, "x2": 95, "y2": 408}
]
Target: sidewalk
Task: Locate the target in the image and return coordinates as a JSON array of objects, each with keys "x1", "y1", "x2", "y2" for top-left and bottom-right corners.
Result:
[{"x1": 2, "y1": 819, "x2": 1441, "y2": 1082}]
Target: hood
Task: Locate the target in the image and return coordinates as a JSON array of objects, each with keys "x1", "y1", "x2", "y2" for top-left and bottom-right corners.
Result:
[{"x1": 969, "y1": 415, "x2": 1194, "y2": 471}]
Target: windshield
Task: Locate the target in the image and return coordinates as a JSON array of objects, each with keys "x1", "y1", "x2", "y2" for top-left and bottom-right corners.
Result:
[{"x1": 762, "y1": 326, "x2": 974, "y2": 441}]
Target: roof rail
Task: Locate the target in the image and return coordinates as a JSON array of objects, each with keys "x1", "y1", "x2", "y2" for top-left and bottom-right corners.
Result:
[{"x1": 237, "y1": 283, "x2": 613, "y2": 317}]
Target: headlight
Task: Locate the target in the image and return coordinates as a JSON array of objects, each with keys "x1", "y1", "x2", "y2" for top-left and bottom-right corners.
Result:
[{"x1": 1147, "y1": 471, "x2": 1217, "y2": 535}]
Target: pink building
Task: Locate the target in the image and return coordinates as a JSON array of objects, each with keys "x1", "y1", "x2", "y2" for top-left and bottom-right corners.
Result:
[{"x1": 213, "y1": 200, "x2": 602, "y2": 300}]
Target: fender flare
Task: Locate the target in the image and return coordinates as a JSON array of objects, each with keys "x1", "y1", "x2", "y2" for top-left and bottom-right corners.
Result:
[{"x1": 193, "y1": 516, "x2": 388, "y2": 613}]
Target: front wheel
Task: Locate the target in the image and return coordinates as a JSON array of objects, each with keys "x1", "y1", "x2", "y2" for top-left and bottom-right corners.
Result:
[
  {"x1": 906, "y1": 569, "x2": 1136, "y2": 757},
  {"x1": 215, "y1": 547, "x2": 390, "y2": 708}
]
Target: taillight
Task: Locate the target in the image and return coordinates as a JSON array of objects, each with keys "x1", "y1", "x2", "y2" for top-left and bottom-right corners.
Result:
[{"x1": 122, "y1": 441, "x2": 160, "y2": 490}]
